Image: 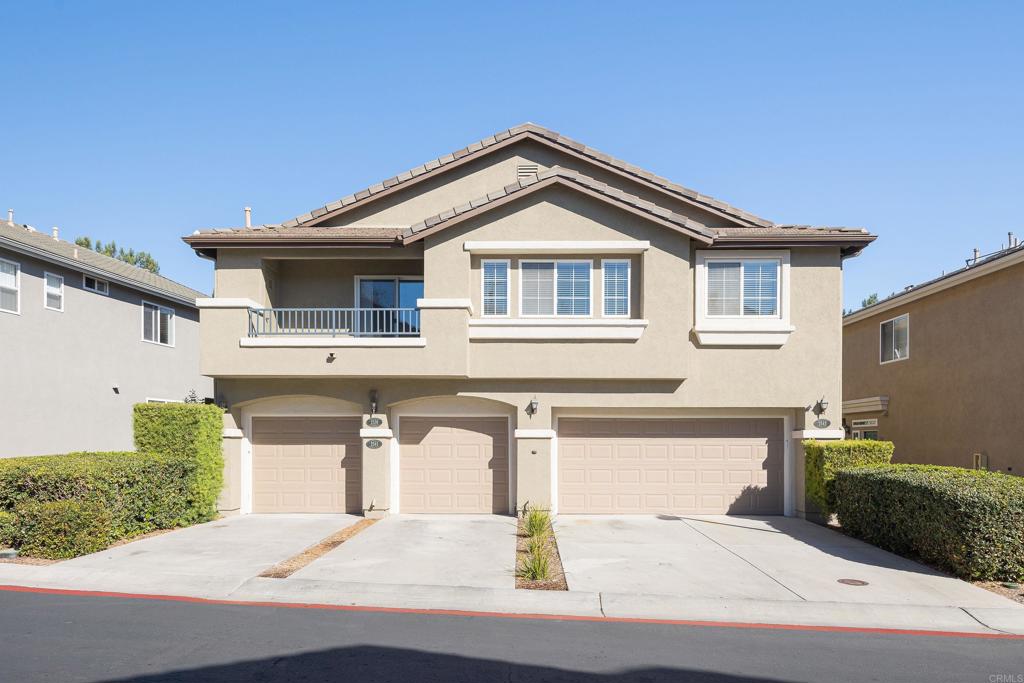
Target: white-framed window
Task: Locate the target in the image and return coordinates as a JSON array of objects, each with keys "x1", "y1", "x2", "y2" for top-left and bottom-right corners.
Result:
[
  {"x1": 601, "y1": 259, "x2": 630, "y2": 317},
  {"x1": 693, "y1": 250, "x2": 792, "y2": 346},
  {"x1": 146, "y1": 397, "x2": 183, "y2": 404},
  {"x1": 481, "y1": 259, "x2": 510, "y2": 316},
  {"x1": 880, "y1": 314, "x2": 909, "y2": 364},
  {"x1": 706, "y1": 259, "x2": 780, "y2": 317},
  {"x1": 43, "y1": 272, "x2": 64, "y2": 312},
  {"x1": 0, "y1": 257, "x2": 19, "y2": 315},
  {"x1": 142, "y1": 301, "x2": 175, "y2": 346},
  {"x1": 520, "y1": 260, "x2": 592, "y2": 317},
  {"x1": 83, "y1": 274, "x2": 109, "y2": 295}
]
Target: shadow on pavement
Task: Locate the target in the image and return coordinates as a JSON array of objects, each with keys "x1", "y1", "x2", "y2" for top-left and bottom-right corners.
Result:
[{"x1": 96, "y1": 644, "x2": 789, "y2": 683}]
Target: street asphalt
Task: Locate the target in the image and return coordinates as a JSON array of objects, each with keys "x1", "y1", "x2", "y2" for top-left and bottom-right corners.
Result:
[{"x1": 1, "y1": 589, "x2": 1021, "y2": 682}]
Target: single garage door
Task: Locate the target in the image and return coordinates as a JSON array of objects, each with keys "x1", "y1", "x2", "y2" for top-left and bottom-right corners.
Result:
[
  {"x1": 558, "y1": 418, "x2": 783, "y2": 514},
  {"x1": 399, "y1": 417, "x2": 509, "y2": 514},
  {"x1": 251, "y1": 416, "x2": 362, "y2": 513}
]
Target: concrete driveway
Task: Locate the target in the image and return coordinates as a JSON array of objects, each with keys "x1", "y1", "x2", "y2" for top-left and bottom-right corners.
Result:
[
  {"x1": 554, "y1": 515, "x2": 1015, "y2": 608},
  {"x1": 294, "y1": 514, "x2": 518, "y2": 589}
]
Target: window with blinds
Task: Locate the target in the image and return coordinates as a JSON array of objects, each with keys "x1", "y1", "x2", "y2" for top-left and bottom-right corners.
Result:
[
  {"x1": 0, "y1": 258, "x2": 19, "y2": 314},
  {"x1": 603, "y1": 260, "x2": 630, "y2": 317},
  {"x1": 44, "y1": 273, "x2": 64, "y2": 312},
  {"x1": 880, "y1": 314, "x2": 909, "y2": 363},
  {"x1": 707, "y1": 259, "x2": 779, "y2": 317},
  {"x1": 521, "y1": 260, "x2": 592, "y2": 316},
  {"x1": 482, "y1": 260, "x2": 509, "y2": 316},
  {"x1": 142, "y1": 301, "x2": 175, "y2": 346}
]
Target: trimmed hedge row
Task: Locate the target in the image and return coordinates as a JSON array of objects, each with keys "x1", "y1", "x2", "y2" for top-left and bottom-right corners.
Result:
[
  {"x1": 804, "y1": 439, "x2": 894, "y2": 518},
  {"x1": 834, "y1": 464, "x2": 1024, "y2": 581},
  {"x1": 0, "y1": 403, "x2": 223, "y2": 559}
]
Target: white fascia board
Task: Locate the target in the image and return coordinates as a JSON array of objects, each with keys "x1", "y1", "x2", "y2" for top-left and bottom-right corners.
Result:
[
  {"x1": 514, "y1": 429, "x2": 556, "y2": 439},
  {"x1": 222, "y1": 428, "x2": 244, "y2": 438},
  {"x1": 694, "y1": 326, "x2": 795, "y2": 347},
  {"x1": 416, "y1": 298, "x2": 474, "y2": 314},
  {"x1": 469, "y1": 319, "x2": 648, "y2": 340},
  {"x1": 463, "y1": 240, "x2": 650, "y2": 254},
  {"x1": 359, "y1": 428, "x2": 394, "y2": 438},
  {"x1": 198, "y1": 297, "x2": 262, "y2": 309},
  {"x1": 240, "y1": 337, "x2": 426, "y2": 348},
  {"x1": 792, "y1": 429, "x2": 846, "y2": 439}
]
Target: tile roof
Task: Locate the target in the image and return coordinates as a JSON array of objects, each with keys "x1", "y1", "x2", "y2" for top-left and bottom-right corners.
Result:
[
  {"x1": 281, "y1": 123, "x2": 776, "y2": 229},
  {"x1": 0, "y1": 221, "x2": 206, "y2": 305},
  {"x1": 403, "y1": 167, "x2": 715, "y2": 243}
]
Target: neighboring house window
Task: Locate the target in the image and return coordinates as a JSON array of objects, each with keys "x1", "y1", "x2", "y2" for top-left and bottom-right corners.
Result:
[
  {"x1": 0, "y1": 258, "x2": 19, "y2": 314},
  {"x1": 146, "y1": 397, "x2": 183, "y2": 404},
  {"x1": 142, "y1": 301, "x2": 174, "y2": 346},
  {"x1": 83, "y1": 274, "x2": 109, "y2": 295},
  {"x1": 880, "y1": 314, "x2": 909, "y2": 363},
  {"x1": 602, "y1": 260, "x2": 630, "y2": 317},
  {"x1": 521, "y1": 260, "x2": 591, "y2": 316},
  {"x1": 482, "y1": 260, "x2": 509, "y2": 316},
  {"x1": 706, "y1": 259, "x2": 779, "y2": 317},
  {"x1": 44, "y1": 272, "x2": 64, "y2": 312},
  {"x1": 853, "y1": 430, "x2": 880, "y2": 440}
]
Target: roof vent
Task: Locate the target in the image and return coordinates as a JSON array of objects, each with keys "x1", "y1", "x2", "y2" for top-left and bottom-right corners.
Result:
[
  {"x1": 244, "y1": 206, "x2": 252, "y2": 228},
  {"x1": 52, "y1": 226, "x2": 59, "y2": 241},
  {"x1": 6, "y1": 208, "x2": 12, "y2": 225},
  {"x1": 516, "y1": 163, "x2": 540, "y2": 181}
]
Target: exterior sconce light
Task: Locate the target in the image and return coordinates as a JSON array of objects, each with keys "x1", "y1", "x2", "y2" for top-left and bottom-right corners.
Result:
[
  {"x1": 525, "y1": 398, "x2": 539, "y2": 417},
  {"x1": 813, "y1": 397, "x2": 829, "y2": 417},
  {"x1": 326, "y1": 352, "x2": 336, "y2": 363},
  {"x1": 369, "y1": 389, "x2": 379, "y2": 416}
]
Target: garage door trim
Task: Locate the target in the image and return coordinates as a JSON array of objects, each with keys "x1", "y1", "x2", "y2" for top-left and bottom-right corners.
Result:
[
  {"x1": 553, "y1": 414, "x2": 793, "y2": 516},
  {"x1": 242, "y1": 408, "x2": 363, "y2": 514},
  {"x1": 394, "y1": 414, "x2": 513, "y2": 514}
]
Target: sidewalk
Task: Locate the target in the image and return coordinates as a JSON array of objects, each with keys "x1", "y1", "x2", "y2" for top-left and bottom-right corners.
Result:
[{"x1": 2, "y1": 560, "x2": 1022, "y2": 637}]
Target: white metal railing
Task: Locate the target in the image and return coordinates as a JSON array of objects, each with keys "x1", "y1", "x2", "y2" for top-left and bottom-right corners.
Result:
[{"x1": 248, "y1": 307, "x2": 421, "y2": 337}]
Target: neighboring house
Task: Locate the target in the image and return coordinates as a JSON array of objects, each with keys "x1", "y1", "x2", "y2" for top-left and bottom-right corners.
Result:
[
  {"x1": 184, "y1": 123, "x2": 874, "y2": 518},
  {"x1": 0, "y1": 219, "x2": 212, "y2": 457},
  {"x1": 843, "y1": 240, "x2": 1024, "y2": 475}
]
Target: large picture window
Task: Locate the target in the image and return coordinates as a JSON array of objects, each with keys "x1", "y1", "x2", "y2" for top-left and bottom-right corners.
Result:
[
  {"x1": 706, "y1": 259, "x2": 779, "y2": 317},
  {"x1": 521, "y1": 260, "x2": 591, "y2": 317}
]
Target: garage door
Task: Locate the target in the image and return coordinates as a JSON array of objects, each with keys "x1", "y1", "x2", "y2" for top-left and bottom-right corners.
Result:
[
  {"x1": 557, "y1": 418, "x2": 783, "y2": 514},
  {"x1": 399, "y1": 417, "x2": 509, "y2": 513},
  {"x1": 251, "y1": 417, "x2": 362, "y2": 513}
]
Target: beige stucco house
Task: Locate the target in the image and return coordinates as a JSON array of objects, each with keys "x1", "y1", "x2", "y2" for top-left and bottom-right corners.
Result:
[
  {"x1": 184, "y1": 124, "x2": 874, "y2": 518},
  {"x1": 843, "y1": 240, "x2": 1024, "y2": 475}
]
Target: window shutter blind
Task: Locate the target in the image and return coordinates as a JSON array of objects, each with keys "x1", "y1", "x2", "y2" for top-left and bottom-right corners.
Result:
[
  {"x1": 482, "y1": 261, "x2": 508, "y2": 316},
  {"x1": 707, "y1": 262, "x2": 741, "y2": 315},
  {"x1": 603, "y1": 261, "x2": 629, "y2": 316},
  {"x1": 521, "y1": 262, "x2": 554, "y2": 315},
  {"x1": 742, "y1": 261, "x2": 778, "y2": 316},
  {"x1": 556, "y1": 262, "x2": 591, "y2": 316}
]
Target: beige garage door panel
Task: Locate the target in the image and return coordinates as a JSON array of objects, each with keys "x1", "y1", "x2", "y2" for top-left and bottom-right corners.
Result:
[
  {"x1": 558, "y1": 418, "x2": 783, "y2": 515},
  {"x1": 399, "y1": 417, "x2": 509, "y2": 514},
  {"x1": 252, "y1": 417, "x2": 362, "y2": 514}
]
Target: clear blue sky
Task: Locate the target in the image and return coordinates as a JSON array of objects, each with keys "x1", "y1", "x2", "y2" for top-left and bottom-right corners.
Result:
[{"x1": 3, "y1": 1, "x2": 1021, "y2": 308}]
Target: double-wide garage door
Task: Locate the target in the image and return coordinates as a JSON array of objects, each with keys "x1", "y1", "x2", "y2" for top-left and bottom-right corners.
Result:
[
  {"x1": 399, "y1": 417, "x2": 509, "y2": 514},
  {"x1": 252, "y1": 417, "x2": 362, "y2": 513},
  {"x1": 558, "y1": 418, "x2": 783, "y2": 514}
]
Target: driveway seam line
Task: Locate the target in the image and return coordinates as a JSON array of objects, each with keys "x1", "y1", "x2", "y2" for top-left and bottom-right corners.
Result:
[
  {"x1": 679, "y1": 518, "x2": 807, "y2": 602},
  {"x1": 959, "y1": 607, "x2": 1012, "y2": 635}
]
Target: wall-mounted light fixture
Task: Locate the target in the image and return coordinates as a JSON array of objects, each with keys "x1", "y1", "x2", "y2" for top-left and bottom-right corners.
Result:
[
  {"x1": 369, "y1": 389, "x2": 379, "y2": 416},
  {"x1": 326, "y1": 352, "x2": 336, "y2": 363},
  {"x1": 525, "y1": 398, "x2": 539, "y2": 417},
  {"x1": 812, "y1": 397, "x2": 829, "y2": 417}
]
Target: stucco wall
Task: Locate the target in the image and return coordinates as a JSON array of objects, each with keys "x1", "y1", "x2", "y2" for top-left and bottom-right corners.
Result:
[
  {"x1": 843, "y1": 261, "x2": 1024, "y2": 474},
  {"x1": 0, "y1": 247, "x2": 212, "y2": 457}
]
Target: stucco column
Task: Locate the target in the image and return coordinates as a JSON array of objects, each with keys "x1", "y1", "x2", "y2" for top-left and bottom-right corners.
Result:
[
  {"x1": 217, "y1": 411, "x2": 243, "y2": 515},
  {"x1": 515, "y1": 429, "x2": 555, "y2": 513},
  {"x1": 791, "y1": 409, "x2": 845, "y2": 521},
  {"x1": 360, "y1": 412, "x2": 392, "y2": 519}
]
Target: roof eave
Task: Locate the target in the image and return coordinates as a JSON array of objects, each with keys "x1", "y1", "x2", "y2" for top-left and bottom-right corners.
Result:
[{"x1": 710, "y1": 234, "x2": 876, "y2": 258}]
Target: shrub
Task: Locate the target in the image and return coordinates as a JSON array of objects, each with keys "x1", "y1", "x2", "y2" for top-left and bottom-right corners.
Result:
[
  {"x1": 0, "y1": 451, "x2": 201, "y2": 546},
  {"x1": 133, "y1": 403, "x2": 223, "y2": 524},
  {"x1": 12, "y1": 499, "x2": 113, "y2": 560},
  {"x1": 0, "y1": 510, "x2": 14, "y2": 546},
  {"x1": 834, "y1": 464, "x2": 1024, "y2": 581},
  {"x1": 804, "y1": 439, "x2": 893, "y2": 518},
  {"x1": 518, "y1": 547, "x2": 551, "y2": 581},
  {"x1": 524, "y1": 508, "x2": 551, "y2": 538}
]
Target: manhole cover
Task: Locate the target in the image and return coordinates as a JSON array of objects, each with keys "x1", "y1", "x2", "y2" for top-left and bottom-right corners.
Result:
[{"x1": 837, "y1": 578, "x2": 869, "y2": 586}]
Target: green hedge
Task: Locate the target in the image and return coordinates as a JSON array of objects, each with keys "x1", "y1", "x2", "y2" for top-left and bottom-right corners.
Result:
[
  {"x1": 133, "y1": 403, "x2": 224, "y2": 524},
  {"x1": 835, "y1": 464, "x2": 1024, "y2": 581},
  {"x1": 0, "y1": 403, "x2": 223, "y2": 559},
  {"x1": 804, "y1": 439, "x2": 894, "y2": 518}
]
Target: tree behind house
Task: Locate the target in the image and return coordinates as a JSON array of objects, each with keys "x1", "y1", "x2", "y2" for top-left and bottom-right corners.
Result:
[
  {"x1": 74, "y1": 237, "x2": 160, "y2": 274},
  {"x1": 861, "y1": 292, "x2": 879, "y2": 308}
]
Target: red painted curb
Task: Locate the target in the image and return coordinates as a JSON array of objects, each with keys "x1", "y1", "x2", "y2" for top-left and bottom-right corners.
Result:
[{"x1": 1, "y1": 583, "x2": 1020, "y2": 640}]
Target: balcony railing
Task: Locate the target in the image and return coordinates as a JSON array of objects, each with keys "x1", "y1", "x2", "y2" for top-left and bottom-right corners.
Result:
[{"x1": 248, "y1": 307, "x2": 421, "y2": 337}]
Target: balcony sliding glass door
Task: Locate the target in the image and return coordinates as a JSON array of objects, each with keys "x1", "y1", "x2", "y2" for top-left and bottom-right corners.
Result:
[{"x1": 356, "y1": 277, "x2": 423, "y2": 336}]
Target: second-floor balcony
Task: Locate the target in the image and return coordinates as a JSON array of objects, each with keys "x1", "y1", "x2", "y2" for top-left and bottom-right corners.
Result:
[{"x1": 248, "y1": 307, "x2": 421, "y2": 337}]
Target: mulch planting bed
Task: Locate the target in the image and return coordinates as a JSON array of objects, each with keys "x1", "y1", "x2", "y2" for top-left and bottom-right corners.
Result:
[{"x1": 515, "y1": 514, "x2": 568, "y2": 591}]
